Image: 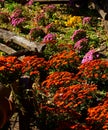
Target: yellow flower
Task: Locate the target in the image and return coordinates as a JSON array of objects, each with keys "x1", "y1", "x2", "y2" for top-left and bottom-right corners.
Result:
[
  {"x1": 0, "y1": 51, "x2": 4, "y2": 56},
  {"x1": 65, "y1": 16, "x2": 82, "y2": 27}
]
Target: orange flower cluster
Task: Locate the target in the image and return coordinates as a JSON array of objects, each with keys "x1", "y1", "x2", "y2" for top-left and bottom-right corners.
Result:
[
  {"x1": 47, "y1": 50, "x2": 80, "y2": 72},
  {"x1": 54, "y1": 84, "x2": 97, "y2": 112},
  {"x1": 0, "y1": 56, "x2": 22, "y2": 71},
  {"x1": 86, "y1": 98, "x2": 108, "y2": 129},
  {"x1": 22, "y1": 56, "x2": 47, "y2": 77},
  {"x1": 77, "y1": 59, "x2": 108, "y2": 87},
  {"x1": 41, "y1": 71, "x2": 74, "y2": 94},
  {"x1": 0, "y1": 56, "x2": 22, "y2": 83}
]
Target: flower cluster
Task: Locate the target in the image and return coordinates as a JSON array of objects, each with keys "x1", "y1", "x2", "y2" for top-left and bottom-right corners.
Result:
[
  {"x1": 42, "y1": 33, "x2": 57, "y2": 44},
  {"x1": 65, "y1": 16, "x2": 82, "y2": 27},
  {"x1": 0, "y1": 56, "x2": 22, "y2": 83},
  {"x1": 71, "y1": 29, "x2": 86, "y2": 42},
  {"x1": 81, "y1": 49, "x2": 99, "y2": 63},
  {"x1": 74, "y1": 38, "x2": 88, "y2": 53},
  {"x1": 86, "y1": 98, "x2": 108, "y2": 129},
  {"x1": 1, "y1": 2, "x2": 108, "y2": 130},
  {"x1": 46, "y1": 50, "x2": 80, "y2": 72},
  {"x1": 78, "y1": 59, "x2": 108, "y2": 89},
  {"x1": 54, "y1": 84, "x2": 98, "y2": 113},
  {"x1": 41, "y1": 71, "x2": 74, "y2": 95},
  {"x1": 26, "y1": 0, "x2": 34, "y2": 6},
  {"x1": 11, "y1": 17, "x2": 25, "y2": 27},
  {"x1": 10, "y1": 8, "x2": 25, "y2": 27},
  {"x1": 22, "y1": 56, "x2": 47, "y2": 80},
  {"x1": 83, "y1": 17, "x2": 91, "y2": 25}
]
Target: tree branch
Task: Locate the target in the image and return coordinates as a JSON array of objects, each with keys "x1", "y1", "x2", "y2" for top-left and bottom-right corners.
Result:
[
  {"x1": 0, "y1": 43, "x2": 16, "y2": 55},
  {"x1": 0, "y1": 29, "x2": 45, "y2": 52}
]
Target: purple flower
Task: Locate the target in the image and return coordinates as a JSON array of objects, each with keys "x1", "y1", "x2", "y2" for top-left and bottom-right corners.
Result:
[
  {"x1": 26, "y1": 0, "x2": 34, "y2": 6},
  {"x1": 81, "y1": 49, "x2": 99, "y2": 64},
  {"x1": 11, "y1": 17, "x2": 25, "y2": 26},
  {"x1": 74, "y1": 38, "x2": 88, "y2": 52},
  {"x1": 42, "y1": 33, "x2": 56, "y2": 44},
  {"x1": 83, "y1": 17, "x2": 91, "y2": 25},
  {"x1": 10, "y1": 9, "x2": 22, "y2": 19},
  {"x1": 71, "y1": 29, "x2": 86, "y2": 42},
  {"x1": 10, "y1": 9, "x2": 25, "y2": 27}
]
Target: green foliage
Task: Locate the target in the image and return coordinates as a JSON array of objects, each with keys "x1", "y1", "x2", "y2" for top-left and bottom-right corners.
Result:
[{"x1": 1, "y1": 1, "x2": 108, "y2": 130}]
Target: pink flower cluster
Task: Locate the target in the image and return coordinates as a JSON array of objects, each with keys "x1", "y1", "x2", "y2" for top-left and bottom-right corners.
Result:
[
  {"x1": 74, "y1": 38, "x2": 88, "y2": 52},
  {"x1": 26, "y1": 0, "x2": 34, "y2": 6},
  {"x1": 81, "y1": 49, "x2": 99, "y2": 63},
  {"x1": 71, "y1": 29, "x2": 86, "y2": 42},
  {"x1": 10, "y1": 9, "x2": 25, "y2": 27},
  {"x1": 83, "y1": 17, "x2": 91, "y2": 25},
  {"x1": 42, "y1": 33, "x2": 56, "y2": 44},
  {"x1": 11, "y1": 18, "x2": 25, "y2": 26}
]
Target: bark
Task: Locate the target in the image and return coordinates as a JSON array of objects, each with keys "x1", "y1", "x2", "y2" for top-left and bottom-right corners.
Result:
[
  {"x1": 0, "y1": 43, "x2": 16, "y2": 55},
  {"x1": 0, "y1": 29, "x2": 45, "y2": 53}
]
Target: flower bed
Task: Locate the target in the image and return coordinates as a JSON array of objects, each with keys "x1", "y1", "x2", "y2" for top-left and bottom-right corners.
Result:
[{"x1": 0, "y1": 1, "x2": 108, "y2": 130}]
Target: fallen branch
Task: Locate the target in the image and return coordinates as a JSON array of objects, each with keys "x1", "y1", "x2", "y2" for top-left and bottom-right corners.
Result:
[
  {"x1": 0, "y1": 43, "x2": 16, "y2": 55},
  {"x1": 0, "y1": 29, "x2": 45, "y2": 52}
]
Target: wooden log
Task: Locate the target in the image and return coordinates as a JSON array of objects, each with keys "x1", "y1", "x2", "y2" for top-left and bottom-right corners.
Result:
[
  {"x1": 0, "y1": 29, "x2": 45, "y2": 52},
  {"x1": 0, "y1": 43, "x2": 16, "y2": 55}
]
